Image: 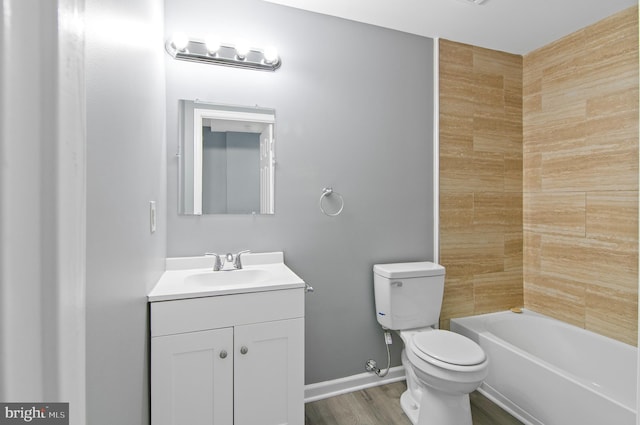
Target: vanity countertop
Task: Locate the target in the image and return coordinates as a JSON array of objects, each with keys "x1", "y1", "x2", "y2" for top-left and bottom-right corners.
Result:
[{"x1": 148, "y1": 252, "x2": 305, "y2": 302}]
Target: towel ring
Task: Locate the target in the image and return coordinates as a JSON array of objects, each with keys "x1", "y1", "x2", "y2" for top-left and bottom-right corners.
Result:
[{"x1": 319, "y1": 187, "x2": 344, "y2": 217}]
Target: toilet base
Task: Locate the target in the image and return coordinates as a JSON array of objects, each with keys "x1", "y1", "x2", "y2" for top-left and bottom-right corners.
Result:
[
  {"x1": 400, "y1": 386, "x2": 472, "y2": 425},
  {"x1": 420, "y1": 385, "x2": 472, "y2": 425},
  {"x1": 400, "y1": 348, "x2": 474, "y2": 425},
  {"x1": 400, "y1": 390, "x2": 420, "y2": 424}
]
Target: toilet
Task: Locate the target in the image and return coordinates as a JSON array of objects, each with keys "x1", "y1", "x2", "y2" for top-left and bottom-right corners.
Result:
[{"x1": 373, "y1": 262, "x2": 488, "y2": 425}]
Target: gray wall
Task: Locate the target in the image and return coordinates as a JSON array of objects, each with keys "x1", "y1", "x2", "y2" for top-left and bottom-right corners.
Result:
[
  {"x1": 202, "y1": 131, "x2": 261, "y2": 213},
  {"x1": 86, "y1": 0, "x2": 166, "y2": 423},
  {"x1": 203, "y1": 131, "x2": 229, "y2": 214},
  {"x1": 225, "y1": 132, "x2": 260, "y2": 213},
  {"x1": 166, "y1": 0, "x2": 434, "y2": 384}
]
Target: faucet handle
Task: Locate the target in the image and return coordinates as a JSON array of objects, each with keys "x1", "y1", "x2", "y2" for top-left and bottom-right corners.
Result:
[
  {"x1": 234, "y1": 250, "x2": 251, "y2": 270},
  {"x1": 205, "y1": 252, "x2": 223, "y2": 271}
]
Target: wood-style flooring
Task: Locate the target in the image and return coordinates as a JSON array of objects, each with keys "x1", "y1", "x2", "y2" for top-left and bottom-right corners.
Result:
[{"x1": 305, "y1": 381, "x2": 524, "y2": 425}]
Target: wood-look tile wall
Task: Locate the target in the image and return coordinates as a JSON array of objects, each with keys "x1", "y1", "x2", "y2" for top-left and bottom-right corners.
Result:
[
  {"x1": 439, "y1": 39, "x2": 524, "y2": 328},
  {"x1": 439, "y1": 6, "x2": 638, "y2": 346},
  {"x1": 523, "y1": 6, "x2": 638, "y2": 345}
]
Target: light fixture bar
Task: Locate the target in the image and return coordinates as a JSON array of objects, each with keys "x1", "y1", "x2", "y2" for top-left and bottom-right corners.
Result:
[{"x1": 165, "y1": 38, "x2": 281, "y2": 71}]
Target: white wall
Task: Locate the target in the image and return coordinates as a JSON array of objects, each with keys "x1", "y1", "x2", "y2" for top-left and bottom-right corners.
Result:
[
  {"x1": 85, "y1": 0, "x2": 166, "y2": 423},
  {"x1": 0, "y1": 1, "x2": 86, "y2": 422}
]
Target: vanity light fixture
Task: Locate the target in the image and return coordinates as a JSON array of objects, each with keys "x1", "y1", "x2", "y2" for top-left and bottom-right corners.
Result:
[
  {"x1": 204, "y1": 36, "x2": 221, "y2": 55},
  {"x1": 263, "y1": 46, "x2": 279, "y2": 64},
  {"x1": 170, "y1": 32, "x2": 190, "y2": 51},
  {"x1": 165, "y1": 34, "x2": 281, "y2": 71},
  {"x1": 234, "y1": 42, "x2": 251, "y2": 60}
]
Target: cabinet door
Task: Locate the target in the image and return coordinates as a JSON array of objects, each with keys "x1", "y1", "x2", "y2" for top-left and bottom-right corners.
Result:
[
  {"x1": 152, "y1": 328, "x2": 234, "y2": 425},
  {"x1": 234, "y1": 318, "x2": 304, "y2": 425}
]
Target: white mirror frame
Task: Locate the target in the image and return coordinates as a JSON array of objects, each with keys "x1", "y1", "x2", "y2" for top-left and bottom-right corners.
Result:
[{"x1": 191, "y1": 107, "x2": 275, "y2": 215}]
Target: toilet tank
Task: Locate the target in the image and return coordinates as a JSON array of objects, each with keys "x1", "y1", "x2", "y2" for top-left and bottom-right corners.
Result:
[{"x1": 373, "y1": 262, "x2": 445, "y2": 330}]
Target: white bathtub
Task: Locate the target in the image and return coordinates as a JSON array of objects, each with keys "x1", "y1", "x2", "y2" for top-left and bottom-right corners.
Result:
[{"x1": 450, "y1": 309, "x2": 637, "y2": 425}]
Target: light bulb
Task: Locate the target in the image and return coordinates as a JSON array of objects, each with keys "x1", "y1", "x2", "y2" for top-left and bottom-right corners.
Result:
[
  {"x1": 205, "y1": 36, "x2": 220, "y2": 55},
  {"x1": 235, "y1": 42, "x2": 250, "y2": 60},
  {"x1": 263, "y1": 46, "x2": 279, "y2": 64},
  {"x1": 171, "y1": 32, "x2": 189, "y2": 51}
]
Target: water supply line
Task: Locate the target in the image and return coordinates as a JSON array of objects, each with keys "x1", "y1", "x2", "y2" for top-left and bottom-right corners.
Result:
[{"x1": 365, "y1": 328, "x2": 392, "y2": 378}]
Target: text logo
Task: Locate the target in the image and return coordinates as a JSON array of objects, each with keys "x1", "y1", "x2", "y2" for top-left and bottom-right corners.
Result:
[{"x1": 0, "y1": 403, "x2": 68, "y2": 424}]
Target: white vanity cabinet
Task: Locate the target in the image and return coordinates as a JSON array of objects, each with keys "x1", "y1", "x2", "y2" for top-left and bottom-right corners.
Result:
[
  {"x1": 152, "y1": 327, "x2": 234, "y2": 425},
  {"x1": 150, "y1": 288, "x2": 305, "y2": 425}
]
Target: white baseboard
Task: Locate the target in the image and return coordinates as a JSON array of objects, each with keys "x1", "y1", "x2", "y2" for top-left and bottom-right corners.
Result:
[{"x1": 304, "y1": 366, "x2": 406, "y2": 403}]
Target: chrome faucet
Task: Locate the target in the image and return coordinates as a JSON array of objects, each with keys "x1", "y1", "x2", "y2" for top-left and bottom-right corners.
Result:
[
  {"x1": 205, "y1": 252, "x2": 223, "y2": 271},
  {"x1": 208, "y1": 250, "x2": 250, "y2": 271},
  {"x1": 233, "y1": 250, "x2": 250, "y2": 269},
  {"x1": 224, "y1": 250, "x2": 251, "y2": 270}
]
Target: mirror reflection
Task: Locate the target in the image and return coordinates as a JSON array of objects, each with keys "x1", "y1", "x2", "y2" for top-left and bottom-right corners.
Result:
[{"x1": 179, "y1": 100, "x2": 275, "y2": 215}]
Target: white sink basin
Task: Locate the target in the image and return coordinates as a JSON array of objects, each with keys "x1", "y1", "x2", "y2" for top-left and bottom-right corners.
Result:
[
  {"x1": 184, "y1": 269, "x2": 271, "y2": 286},
  {"x1": 148, "y1": 252, "x2": 306, "y2": 301}
]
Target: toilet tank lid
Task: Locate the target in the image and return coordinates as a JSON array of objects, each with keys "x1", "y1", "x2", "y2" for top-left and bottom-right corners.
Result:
[{"x1": 373, "y1": 262, "x2": 445, "y2": 279}]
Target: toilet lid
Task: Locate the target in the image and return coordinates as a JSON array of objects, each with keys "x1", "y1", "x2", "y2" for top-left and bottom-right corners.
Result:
[{"x1": 412, "y1": 330, "x2": 486, "y2": 366}]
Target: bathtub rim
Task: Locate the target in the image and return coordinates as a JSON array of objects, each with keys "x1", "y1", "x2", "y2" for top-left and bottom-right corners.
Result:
[{"x1": 450, "y1": 309, "x2": 637, "y2": 423}]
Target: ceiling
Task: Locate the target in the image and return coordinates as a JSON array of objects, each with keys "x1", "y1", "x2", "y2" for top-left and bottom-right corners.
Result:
[{"x1": 263, "y1": 0, "x2": 637, "y2": 55}]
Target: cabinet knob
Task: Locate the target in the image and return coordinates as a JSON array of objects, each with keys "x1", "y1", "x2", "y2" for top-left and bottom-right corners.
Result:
[
  {"x1": 219, "y1": 350, "x2": 228, "y2": 359},
  {"x1": 240, "y1": 346, "x2": 248, "y2": 355}
]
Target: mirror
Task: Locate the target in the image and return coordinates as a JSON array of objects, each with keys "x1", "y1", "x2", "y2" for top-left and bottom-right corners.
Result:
[{"x1": 178, "y1": 100, "x2": 275, "y2": 215}]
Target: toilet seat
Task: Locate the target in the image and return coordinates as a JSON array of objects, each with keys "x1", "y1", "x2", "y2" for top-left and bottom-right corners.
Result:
[{"x1": 411, "y1": 330, "x2": 486, "y2": 367}]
